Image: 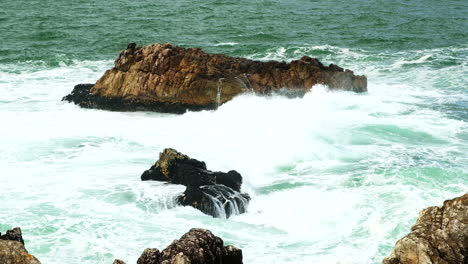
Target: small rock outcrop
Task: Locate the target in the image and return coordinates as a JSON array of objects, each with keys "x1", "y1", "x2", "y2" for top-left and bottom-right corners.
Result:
[
  {"x1": 141, "y1": 148, "x2": 250, "y2": 218},
  {"x1": 63, "y1": 43, "x2": 367, "y2": 114},
  {"x1": 0, "y1": 227, "x2": 41, "y2": 264},
  {"x1": 113, "y1": 228, "x2": 242, "y2": 264},
  {"x1": 1, "y1": 227, "x2": 25, "y2": 245},
  {"x1": 383, "y1": 193, "x2": 468, "y2": 264}
]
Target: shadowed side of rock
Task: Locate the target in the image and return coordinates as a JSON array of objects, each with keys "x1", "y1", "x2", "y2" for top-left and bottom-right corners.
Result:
[
  {"x1": 62, "y1": 84, "x2": 214, "y2": 114},
  {"x1": 64, "y1": 43, "x2": 367, "y2": 114},
  {"x1": 0, "y1": 227, "x2": 41, "y2": 264},
  {"x1": 113, "y1": 228, "x2": 242, "y2": 264},
  {"x1": 141, "y1": 148, "x2": 250, "y2": 218},
  {"x1": 383, "y1": 193, "x2": 468, "y2": 264}
]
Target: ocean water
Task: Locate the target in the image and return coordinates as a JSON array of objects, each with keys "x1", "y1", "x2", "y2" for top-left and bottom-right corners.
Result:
[{"x1": 0, "y1": 0, "x2": 467, "y2": 263}]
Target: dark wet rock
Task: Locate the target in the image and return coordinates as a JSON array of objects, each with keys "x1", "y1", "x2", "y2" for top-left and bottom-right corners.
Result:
[
  {"x1": 113, "y1": 260, "x2": 127, "y2": 264},
  {"x1": 0, "y1": 227, "x2": 41, "y2": 264},
  {"x1": 63, "y1": 83, "x2": 210, "y2": 114},
  {"x1": 141, "y1": 148, "x2": 213, "y2": 186},
  {"x1": 216, "y1": 170, "x2": 243, "y2": 192},
  {"x1": 223, "y1": 245, "x2": 243, "y2": 264},
  {"x1": 63, "y1": 42, "x2": 367, "y2": 114},
  {"x1": 0, "y1": 227, "x2": 25, "y2": 245},
  {"x1": 383, "y1": 193, "x2": 468, "y2": 264},
  {"x1": 178, "y1": 185, "x2": 250, "y2": 218},
  {"x1": 141, "y1": 148, "x2": 250, "y2": 218}
]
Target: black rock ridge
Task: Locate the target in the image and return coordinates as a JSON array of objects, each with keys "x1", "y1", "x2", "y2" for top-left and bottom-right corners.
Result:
[{"x1": 141, "y1": 148, "x2": 250, "y2": 218}]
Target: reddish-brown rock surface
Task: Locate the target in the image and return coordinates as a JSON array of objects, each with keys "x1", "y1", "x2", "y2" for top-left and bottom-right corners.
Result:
[
  {"x1": 383, "y1": 193, "x2": 468, "y2": 264},
  {"x1": 0, "y1": 227, "x2": 41, "y2": 264},
  {"x1": 64, "y1": 43, "x2": 367, "y2": 113}
]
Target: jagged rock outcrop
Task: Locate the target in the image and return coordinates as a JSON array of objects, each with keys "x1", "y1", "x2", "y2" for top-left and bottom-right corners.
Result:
[
  {"x1": 383, "y1": 193, "x2": 468, "y2": 264},
  {"x1": 0, "y1": 227, "x2": 41, "y2": 264},
  {"x1": 63, "y1": 42, "x2": 367, "y2": 114},
  {"x1": 113, "y1": 228, "x2": 242, "y2": 264},
  {"x1": 141, "y1": 148, "x2": 250, "y2": 218},
  {"x1": 1, "y1": 227, "x2": 25, "y2": 245}
]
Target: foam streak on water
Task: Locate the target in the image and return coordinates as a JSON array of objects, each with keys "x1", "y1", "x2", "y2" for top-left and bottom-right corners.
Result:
[{"x1": 0, "y1": 44, "x2": 467, "y2": 264}]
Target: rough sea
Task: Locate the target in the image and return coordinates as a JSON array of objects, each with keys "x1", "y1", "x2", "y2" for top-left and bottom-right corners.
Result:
[{"x1": 0, "y1": 0, "x2": 467, "y2": 263}]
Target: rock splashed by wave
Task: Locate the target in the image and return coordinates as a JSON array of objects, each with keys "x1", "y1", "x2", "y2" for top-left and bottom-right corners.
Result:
[{"x1": 0, "y1": 0, "x2": 467, "y2": 261}]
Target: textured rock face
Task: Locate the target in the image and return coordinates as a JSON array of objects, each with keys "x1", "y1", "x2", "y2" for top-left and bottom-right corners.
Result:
[
  {"x1": 128, "y1": 228, "x2": 242, "y2": 264},
  {"x1": 0, "y1": 228, "x2": 41, "y2": 264},
  {"x1": 142, "y1": 148, "x2": 250, "y2": 217},
  {"x1": 64, "y1": 43, "x2": 367, "y2": 113},
  {"x1": 383, "y1": 193, "x2": 468, "y2": 264}
]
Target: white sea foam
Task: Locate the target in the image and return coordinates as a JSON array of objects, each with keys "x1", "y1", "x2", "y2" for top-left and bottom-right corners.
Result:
[{"x1": 0, "y1": 47, "x2": 467, "y2": 264}]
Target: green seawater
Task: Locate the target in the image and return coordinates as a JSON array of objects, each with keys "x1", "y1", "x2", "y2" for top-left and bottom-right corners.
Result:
[{"x1": 0, "y1": 0, "x2": 467, "y2": 264}]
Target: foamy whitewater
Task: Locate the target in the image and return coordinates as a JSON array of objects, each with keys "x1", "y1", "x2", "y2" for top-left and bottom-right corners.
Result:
[{"x1": 0, "y1": 44, "x2": 467, "y2": 264}]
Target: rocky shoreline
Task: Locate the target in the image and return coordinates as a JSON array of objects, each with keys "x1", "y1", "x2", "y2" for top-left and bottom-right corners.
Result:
[
  {"x1": 2, "y1": 194, "x2": 467, "y2": 263},
  {"x1": 63, "y1": 43, "x2": 367, "y2": 114}
]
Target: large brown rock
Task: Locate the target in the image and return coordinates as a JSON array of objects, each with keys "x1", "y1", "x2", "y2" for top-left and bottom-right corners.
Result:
[
  {"x1": 0, "y1": 227, "x2": 41, "y2": 264},
  {"x1": 64, "y1": 43, "x2": 367, "y2": 113},
  {"x1": 383, "y1": 193, "x2": 468, "y2": 264}
]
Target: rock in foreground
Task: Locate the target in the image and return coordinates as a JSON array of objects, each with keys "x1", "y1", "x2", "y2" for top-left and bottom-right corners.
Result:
[
  {"x1": 383, "y1": 193, "x2": 468, "y2": 264},
  {"x1": 142, "y1": 148, "x2": 250, "y2": 218},
  {"x1": 0, "y1": 227, "x2": 41, "y2": 264},
  {"x1": 113, "y1": 228, "x2": 242, "y2": 264},
  {"x1": 63, "y1": 43, "x2": 367, "y2": 114}
]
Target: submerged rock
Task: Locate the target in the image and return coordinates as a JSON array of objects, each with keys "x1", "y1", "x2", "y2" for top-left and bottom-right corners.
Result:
[
  {"x1": 63, "y1": 43, "x2": 367, "y2": 114},
  {"x1": 0, "y1": 227, "x2": 41, "y2": 264},
  {"x1": 141, "y1": 148, "x2": 250, "y2": 218},
  {"x1": 113, "y1": 228, "x2": 243, "y2": 264},
  {"x1": 383, "y1": 193, "x2": 468, "y2": 264}
]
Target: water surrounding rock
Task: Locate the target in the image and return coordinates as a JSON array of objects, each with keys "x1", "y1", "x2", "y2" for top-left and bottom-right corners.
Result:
[
  {"x1": 0, "y1": 227, "x2": 41, "y2": 264},
  {"x1": 142, "y1": 148, "x2": 250, "y2": 218},
  {"x1": 63, "y1": 43, "x2": 367, "y2": 114},
  {"x1": 383, "y1": 193, "x2": 468, "y2": 264},
  {"x1": 112, "y1": 228, "x2": 243, "y2": 264}
]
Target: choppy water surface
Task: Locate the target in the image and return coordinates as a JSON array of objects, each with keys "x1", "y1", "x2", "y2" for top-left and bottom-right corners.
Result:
[{"x1": 0, "y1": 0, "x2": 467, "y2": 263}]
